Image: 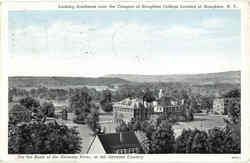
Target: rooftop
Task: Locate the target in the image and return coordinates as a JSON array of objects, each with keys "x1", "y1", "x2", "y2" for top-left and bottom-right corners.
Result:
[
  {"x1": 97, "y1": 132, "x2": 142, "y2": 153},
  {"x1": 113, "y1": 98, "x2": 152, "y2": 109}
]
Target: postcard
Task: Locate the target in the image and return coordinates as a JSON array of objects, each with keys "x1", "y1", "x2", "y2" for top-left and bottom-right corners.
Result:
[{"x1": 0, "y1": 0, "x2": 249, "y2": 162}]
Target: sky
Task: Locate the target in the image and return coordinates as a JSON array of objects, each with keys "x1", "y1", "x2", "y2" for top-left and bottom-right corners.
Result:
[{"x1": 8, "y1": 10, "x2": 241, "y2": 77}]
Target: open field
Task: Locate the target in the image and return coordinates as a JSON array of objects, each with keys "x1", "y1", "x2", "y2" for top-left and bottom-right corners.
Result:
[{"x1": 173, "y1": 113, "x2": 227, "y2": 137}]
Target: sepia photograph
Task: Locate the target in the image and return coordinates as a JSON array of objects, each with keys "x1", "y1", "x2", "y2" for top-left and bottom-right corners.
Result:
[{"x1": 7, "y1": 10, "x2": 241, "y2": 154}]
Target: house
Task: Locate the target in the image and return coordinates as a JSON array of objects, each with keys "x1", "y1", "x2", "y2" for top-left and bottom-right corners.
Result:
[
  {"x1": 87, "y1": 132, "x2": 143, "y2": 154},
  {"x1": 113, "y1": 98, "x2": 153, "y2": 124},
  {"x1": 213, "y1": 98, "x2": 224, "y2": 114},
  {"x1": 213, "y1": 97, "x2": 240, "y2": 115}
]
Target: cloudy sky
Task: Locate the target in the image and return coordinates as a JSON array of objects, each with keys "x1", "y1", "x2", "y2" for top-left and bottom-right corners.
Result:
[{"x1": 8, "y1": 10, "x2": 241, "y2": 77}]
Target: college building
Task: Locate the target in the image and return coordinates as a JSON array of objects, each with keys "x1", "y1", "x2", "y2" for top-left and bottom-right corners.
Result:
[
  {"x1": 153, "y1": 100, "x2": 193, "y2": 121},
  {"x1": 113, "y1": 98, "x2": 153, "y2": 124}
]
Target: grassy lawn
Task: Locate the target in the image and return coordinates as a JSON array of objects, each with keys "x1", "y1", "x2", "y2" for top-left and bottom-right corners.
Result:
[
  {"x1": 99, "y1": 113, "x2": 113, "y2": 122},
  {"x1": 173, "y1": 113, "x2": 227, "y2": 137}
]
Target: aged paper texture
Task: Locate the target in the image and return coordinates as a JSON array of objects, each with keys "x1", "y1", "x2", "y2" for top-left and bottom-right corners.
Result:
[{"x1": 0, "y1": 0, "x2": 249, "y2": 162}]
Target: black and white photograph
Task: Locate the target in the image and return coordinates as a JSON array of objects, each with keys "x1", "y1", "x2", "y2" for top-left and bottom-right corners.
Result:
[{"x1": 7, "y1": 9, "x2": 241, "y2": 155}]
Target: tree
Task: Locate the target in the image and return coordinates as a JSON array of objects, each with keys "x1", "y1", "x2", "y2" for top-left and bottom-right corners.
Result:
[
  {"x1": 70, "y1": 90, "x2": 92, "y2": 113},
  {"x1": 208, "y1": 127, "x2": 240, "y2": 153},
  {"x1": 185, "y1": 107, "x2": 194, "y2": 121},
  {"x1": 175, "y1": 129, "x2": 193, "y2": 153},
  {"x1": 227, "y1": 100, "x2": 241, "y2": 125},
  {"x1": 201, "y1": 97, "x2": 213, "y2": 112},
  {"x1": 86, "y1": 108, "x2": 100, "y2": 134},
  {"x1": 143, "y1": 88, "x2": 155, "y2": 103},
  {"x1": 223, "y1": 89, "x2": 240, "y2": 98},
  {"x1": 175, "y1": 127, "x2": 240, "y2": 154},
  {"x1": 19, "y1": 97, "x2": 40, "y2": 110},
  {"x1": 101, "y1": 103, "x2": 113, "y2": 112},
  {"x1": 127, "y1": 120, "x2": 141, "y2": 131},
  {"x1": 115, "y1": 121, "x2": 130, "y2": 133},
  {"x1": 156, "y1": 114, "x2": 168, "y2": 126},
  {"x1": 150, "y1": 121, "x2": 175, "y2": 153},
  {"x1": 8, "y1": 121, "x2": 81, "y2": 154},
  {"x1": 141, "y1": 120, "x2": 155, "y2": 140},
  {"x1": 40, "y1": 102, "x2": 55, "y2": 117},
  {"x1": 224, "y1": 98, "x2": 241, "y2": 153},
  {"x1": 100, "y1": 90, "x2": 113, "y2": 112},
  {"x1": 9, "y1": 104, "x2": 31, "y2": 125},
  {"x1": 135, "y1": 131, "x2": 151, "y2": 154},
  {"x1": 101, "y1": 90, "x2": 112, "y2": 103},
  {"x1": 70, "y1": 90, "x2": 92, "y2": 122},
  {"x1": 8, "y1": 95, "x2": 13, "y2": 103},
  {"x1": 186, "y1": 129, "x2": 209, "y2": 153},
  {"x1": 182, "y1": 97, "x2": 194, "y2": 121}
]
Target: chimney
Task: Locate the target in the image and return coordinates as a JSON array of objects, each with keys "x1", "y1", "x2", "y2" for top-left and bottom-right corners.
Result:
[{"x1": 120, "y1": 132, "x2": 124, "y2": 143}]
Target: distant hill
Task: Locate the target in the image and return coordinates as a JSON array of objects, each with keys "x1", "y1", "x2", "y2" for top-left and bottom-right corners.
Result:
[
  {"x1": 104, "y1": 71, "x2": 240, "y2": 85},
  {"x1": 9, "y1": 76, "x2": 130, "y2": 88},
  {"x1": 9, "y1": 71, "x2": 240, "y2": 88}
]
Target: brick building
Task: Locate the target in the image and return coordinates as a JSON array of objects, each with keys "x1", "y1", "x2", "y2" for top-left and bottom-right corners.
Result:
[
  {"x1": 113, "y1": 98, "x2": 153, "y2": 124},
  {"x1": 153, "y1": 99, "x2": 193, "y2": 121}
]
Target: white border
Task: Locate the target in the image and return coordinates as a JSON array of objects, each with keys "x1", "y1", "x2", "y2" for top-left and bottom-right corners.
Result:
[{"x1": 0, "y1": 0, "x2": 249, "y2": 162}]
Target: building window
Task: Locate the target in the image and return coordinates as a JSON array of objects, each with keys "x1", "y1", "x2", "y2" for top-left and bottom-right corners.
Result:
[{"x1": 127, "y1": 148, "x2": 137, "y2": 153}]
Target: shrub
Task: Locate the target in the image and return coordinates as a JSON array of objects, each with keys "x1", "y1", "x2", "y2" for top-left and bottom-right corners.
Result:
[{"x1": 8, "y1": 121, "x2": 81, "y2": 154}]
